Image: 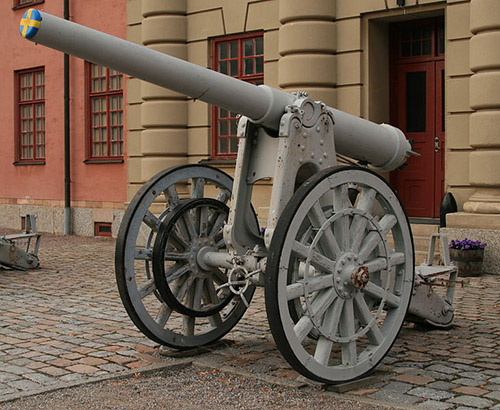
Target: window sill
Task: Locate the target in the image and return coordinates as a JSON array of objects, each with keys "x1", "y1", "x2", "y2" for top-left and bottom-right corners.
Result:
[
  {"x1": 12, "y1": 1, "x2": 44, "y2": 11},
  {"x1": 13, "y1": 160, "x2": 45, "y2": 166},
  {"x1": 199, "y1": 158, "x2": 236, "y2": 165},
  {"x1": 84, "y1": 158, "x2": 124, "y2": 164}
]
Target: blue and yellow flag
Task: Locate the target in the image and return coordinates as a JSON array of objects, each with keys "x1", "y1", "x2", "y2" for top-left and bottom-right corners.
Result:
[{"x1": 19, "y1": 9, "x2": 42, "y2": 39}]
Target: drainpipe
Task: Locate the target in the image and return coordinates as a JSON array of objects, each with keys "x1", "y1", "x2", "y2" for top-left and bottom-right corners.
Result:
[{"x1": 63, "y1": 0, "x2": 71, "y2": 235}]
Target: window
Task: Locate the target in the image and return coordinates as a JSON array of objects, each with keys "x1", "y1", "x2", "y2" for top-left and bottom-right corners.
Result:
[
  {"x1": 395, "y1": 18, "x2": 444, "y2": 60},
  {"x1": 13, "y1": 0, "x2": 44, "y2": 9},
  {"x1": 87, "y1": 62, "x2": 124, "y2": 161},
  {"x1": 15, "y1": 68, "x2": 45, "y2": 163},
  {"x1": 212, "y1": 33, "x2": 264, "y2": 158}
]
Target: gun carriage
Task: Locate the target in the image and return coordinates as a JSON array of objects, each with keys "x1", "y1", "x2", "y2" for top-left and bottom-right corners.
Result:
[{"x1": 21, "y1": 9, "x2": 458, "y2": 384}]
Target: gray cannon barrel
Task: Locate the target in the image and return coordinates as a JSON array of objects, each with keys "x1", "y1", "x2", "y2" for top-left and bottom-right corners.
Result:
[{"x1": 20, "y1": 9, "x2": 411, "y2": 171}]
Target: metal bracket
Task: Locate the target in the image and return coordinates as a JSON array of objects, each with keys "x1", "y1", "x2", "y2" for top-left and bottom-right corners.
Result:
[{"x1": 0, "y1": 214, "x2": 41, "y2": 270}]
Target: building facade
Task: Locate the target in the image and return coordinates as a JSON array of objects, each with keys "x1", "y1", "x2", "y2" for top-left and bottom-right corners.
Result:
[
  {"x1": 0, "y1": 0, "x2": 127, "y2": 236},
  {"x1": 1, "y1": 0, "x2": 500, "y2": 268}
]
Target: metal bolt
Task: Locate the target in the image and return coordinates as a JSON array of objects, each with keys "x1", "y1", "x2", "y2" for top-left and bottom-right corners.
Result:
[
  {"x1": 319, "y1": 158, "x2": 323, "y2": 165},
  {"x1": 303, "y1": 132, "x2": 307, "y2": 138},
  {"x1": 336, "y1": 277, "x2": 341, "y2": 283},
  {"x1": 294, "y1": 123, "x2": 300, "y2": 129},
  {"x1": 316, "y1": 126, "x2": 321, "y2": 133},
  {"x1": 310, "y1": 152, "x2": 315, "y2": 159},
  {"x1": 343, "y1": 281, "x2": 349, "y2": 287},
  {"x1": 320, "y1": 139, "x2": 324, "y2": 145},
  {"x1": 323, "y1": 152, "x2": 328, "y2": 158}
]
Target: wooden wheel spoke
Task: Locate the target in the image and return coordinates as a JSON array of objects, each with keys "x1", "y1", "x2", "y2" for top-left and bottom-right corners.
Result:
[
  {"x1": 349, "y1": 188, "x2": 376, "y2": 252},
  {"x1": 208, "y1": 213, "x2": 226, "y2": 239},
  {"x1": 138, "y1": 279, "x2": 156, "y2": 299},
  {"x1": 163, "y1": 185, "x2": 180, "y2": 208},
  {"x1": 293, "y1": 289, "x2": 336, "y2": 343},
  {"x1": 198, "y1": 205, "x2": 209, "y2": 236},
  {"x1": 363, "y1": 252, "x2": 405, "y2": 274},
  {"x1": 308, "y1": 202, "x2": 341, "y2": 258},
  {"x1": 286, "y1": 274, "x2": 334, "y2": 301},
  {"x1": 313, "y1": 299, "x2": 343, "y2": 365},
  {"x1": 191, "y1": 177, "x2": 205, "y2": 199},
  {"x1": 181, "y1": 211, "x2": 197, "y2": 241},
  {"x1": 358, "y1": 214, "x2": 397, "y2": 261},
  {"x1": 143, "y1": 211, "x2": 161, "y2": 232},
  {"x1": 292, "y1": 241, "x2": 335, "y2": 274},
  {"x1": 155, "y1": 303, "x2": 173, "y2": 328},
  {"x1": 204, "y1": 277, "x2": 221, "y2": 305},
  {"x1": 215, "y1": 188, "x2": 231, "y2": 205},
  {"x1": 363, "y1": 282, "x2": 400, "y2": 308},
  {"x1": 192, "y1": 278, "x2": 205, "y2": 310},
  {"x1": 353, "y1": 293, "x2": 384, "y2": 346},
  {"x1": 333, "y1": 184, "x2": 351, "y2": 212},
  {"x1": 339, "y1": 299, "x2": 357, "y2": 366},
  {"x1": 166, "y1": 264, "x2": 190, "y2": 284},
  {"x1": 134, "y1": 247, "x2": 152, "y2": 261}
]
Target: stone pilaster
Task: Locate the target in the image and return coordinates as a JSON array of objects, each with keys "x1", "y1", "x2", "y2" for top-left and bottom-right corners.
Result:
[
  {"x1": 278, "y1": 0, "x2": 337, "y2": 106},
  {"x1": 458, "y1": 0, "x2": 500, "y2": 228},
  {"x1": 126, "y1": 0, "x2": 188, "y2": 200}
]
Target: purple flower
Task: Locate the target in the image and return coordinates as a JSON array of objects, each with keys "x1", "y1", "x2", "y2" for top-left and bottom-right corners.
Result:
[{"x1": 449, "y1": 238, "x2": 486, "y2": 250}]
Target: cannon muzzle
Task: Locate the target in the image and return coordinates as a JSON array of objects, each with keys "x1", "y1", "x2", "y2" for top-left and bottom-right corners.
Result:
[{"x1": 20, "y1": 9, "x2": 411, "y2": 171}]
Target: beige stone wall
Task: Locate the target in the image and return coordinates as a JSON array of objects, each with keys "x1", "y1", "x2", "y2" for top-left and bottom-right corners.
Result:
[{"x1": 125, "y1": 0, "x2": 500, "y2": 232}]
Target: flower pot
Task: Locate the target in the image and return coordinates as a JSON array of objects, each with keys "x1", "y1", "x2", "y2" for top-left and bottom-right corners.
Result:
[{"x1": 449, "y1": 248, "x2": 484, "y2": 277}]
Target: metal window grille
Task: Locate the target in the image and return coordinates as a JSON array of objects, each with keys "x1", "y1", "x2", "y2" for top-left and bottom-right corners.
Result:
[
  {"x1": 16, "y1": 68, "x2": 45, "y2": 162},
  {"x1": 211, "y1": 33, "x2": 264, "y2": 158},
  {"x1": 87, "y1": 62, "x2": 124, "y2": 160}
]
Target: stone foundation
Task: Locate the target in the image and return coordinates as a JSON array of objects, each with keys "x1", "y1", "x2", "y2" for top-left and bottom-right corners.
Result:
[{"x1": 0, "y1": 204, "x2": 124, "y2": 238}]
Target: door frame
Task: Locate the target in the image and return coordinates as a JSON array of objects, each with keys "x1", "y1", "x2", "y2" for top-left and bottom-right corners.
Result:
[{"x1": 389, "y1": 17, "x2": 445, "y2": 218}]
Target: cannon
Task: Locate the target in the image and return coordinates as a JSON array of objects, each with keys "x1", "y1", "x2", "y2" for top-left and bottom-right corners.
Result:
[{"x1": 20, "y1": 9, "x2": 459, "y2": 384}]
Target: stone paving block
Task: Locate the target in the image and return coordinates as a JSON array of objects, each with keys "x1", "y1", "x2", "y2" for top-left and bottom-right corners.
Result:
[
  {"x1": 485, "y1": 390, "x2": 500, "y2": 401},
  {"x1": 459, "y1": 371, "x2": 489, "y2": 380},
  {"x1": 454, "y1": 377, "x2": 485, "y2": 387},
  {"x1": 447, "y1": 395, "x2": 495, "y2": 408},
  {"x1": 428, "y1": 381, "x2": 459, "y2": 390},
  {"x1": 425, "y1": 364, "x2": 459, "y2": 375},
  {"x1": 369, "y1": 389, "x2": 423, "y2": 406},
  {"x1": 408, "y1": 387, "x2": 455, "y2": 401},
  {"x1": 416, "y1": 400, "x2": 455, "y2": 409},
  {"x1": 393, "y1": 373, "x2": 435, "y2": 385},
  {"x1": 453, "y1": 385, "x2": 490, "y2": 396},
  {"x1": 6, "y1": 379, "x2": 41, "y2": 391},
  {"x1": 23, "y1": 372, "x2": 57, "y2": 385}
]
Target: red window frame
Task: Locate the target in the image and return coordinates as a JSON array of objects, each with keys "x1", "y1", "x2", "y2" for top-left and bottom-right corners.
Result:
[
  {"x1": 211, "y1": 32, "x2": 264, "y2": 159},
  {"x1": 86, "y1": 62, "x2": 124, "y2": 161},
  {"x1": 15, "y1": 67, "x2": 46, "y2": 164},
  {"x1": 13, "y1": 0, "x2": 44, "y2": 10},
  {"x1": 391, "y1": 17, "x2": 445, "y2": 63}
]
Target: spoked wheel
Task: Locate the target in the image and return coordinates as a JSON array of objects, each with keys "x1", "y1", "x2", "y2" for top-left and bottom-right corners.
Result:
[
  {"x1": 152, "y1": 198, "x2": 234, "y2": 318},
  {"x1": 116, "y1": 165, "x2": 255, "y2": 349},
  {"x1": 265, "y1": 166, "x2": 414, "y2": 384}
]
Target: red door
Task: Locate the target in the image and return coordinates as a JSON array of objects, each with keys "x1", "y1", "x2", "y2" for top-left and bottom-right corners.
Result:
[{"x1": 391, "y1": 19, "x2": 445, "y2": 218}]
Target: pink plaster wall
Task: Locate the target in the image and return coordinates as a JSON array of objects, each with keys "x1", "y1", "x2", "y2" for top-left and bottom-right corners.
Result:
[{"x1": 0, "y1": 0, "x2": 127, "y2": 204}]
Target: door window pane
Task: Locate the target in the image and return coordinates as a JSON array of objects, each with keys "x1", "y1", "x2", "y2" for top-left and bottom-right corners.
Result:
[{"x1": 406, "y1": 71, "x2": 426, "y2": 133}]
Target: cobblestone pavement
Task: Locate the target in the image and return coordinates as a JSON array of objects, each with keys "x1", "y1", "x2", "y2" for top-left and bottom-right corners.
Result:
[{"x1": 0, "y1": 232, "x2": 499, "y2": 409}]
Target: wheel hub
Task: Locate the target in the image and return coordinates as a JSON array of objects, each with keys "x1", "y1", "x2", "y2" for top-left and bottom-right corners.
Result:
[
  {"x1": 333, "y1": 252, "x2": 369, "y2": 298},
  {"x1": 188, "y1": 237, "x2": 216, "y2": 278}
]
